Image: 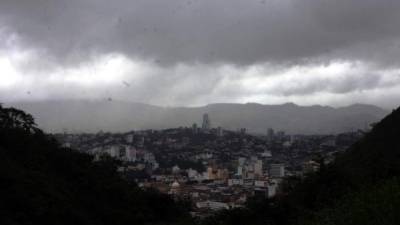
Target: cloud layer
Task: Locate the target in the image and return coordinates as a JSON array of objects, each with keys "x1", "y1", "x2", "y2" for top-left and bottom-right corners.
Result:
[{"x1": 0, "y1": 0, "x2": 400, "y2": 108}]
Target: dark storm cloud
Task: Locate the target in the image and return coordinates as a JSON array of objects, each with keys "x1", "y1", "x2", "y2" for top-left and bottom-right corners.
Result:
[
  {"x1": 1, "y1": 0, "x2": 400, "y2": 66},
  {"x1": 1, "y1": 0, "x2": 400, "y2": 109}
]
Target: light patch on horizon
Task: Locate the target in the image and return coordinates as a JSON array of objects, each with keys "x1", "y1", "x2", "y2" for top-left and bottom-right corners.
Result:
[
  {"x1": 1, "y1": 47, "x2": 399, "y2": 109},
  {"x1": 49, "y1": 54, "x2": 140, "y2": 86}
]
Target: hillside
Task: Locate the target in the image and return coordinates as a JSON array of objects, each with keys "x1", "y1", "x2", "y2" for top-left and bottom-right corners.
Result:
[
  {"x1": 1, "y1": 104, "x2": 399, "y2": 225},
  {"x1": 0, "y1": 105, "x2": 193, "y2": 225},
  {"x1": 287, "y1": 105, "x2": 400, "y2": 224},
  {"x1": 8, "y1": 100, "x2": 388, "y2": 134},
  {"x1": 203, "y1": 106, "x2": 400, "y2": 225}
]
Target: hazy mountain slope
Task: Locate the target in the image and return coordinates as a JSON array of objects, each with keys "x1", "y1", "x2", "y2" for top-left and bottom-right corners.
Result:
[
  {"x1": 280, "y1": 105, "x2": 400, "y2": 225},
  {"x1": 7, "y1": 100, "x2": 388, "y2": 134}
]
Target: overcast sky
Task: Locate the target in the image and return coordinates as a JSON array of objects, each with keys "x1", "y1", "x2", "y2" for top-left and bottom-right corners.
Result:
[{"x1": 0, "y1": 0, "x2": 400, "y2": 109}]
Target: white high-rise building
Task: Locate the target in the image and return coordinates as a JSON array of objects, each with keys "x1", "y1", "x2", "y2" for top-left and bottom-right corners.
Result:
[
  {"x1": 126, "y1": 146, "x2": 137, "y2": 162},
  {"x1": 202, "y1": 113, "x2": 211, "y2": 130},
  {"x1": 267, "y1": 180, "x2": 279, "y2": 197},
  {"x1": 254, "y1": 160, "x2": 263, "y2": 177},
  {"x1": 237, "y1": 166, "x2": 243, "y2": 176}
]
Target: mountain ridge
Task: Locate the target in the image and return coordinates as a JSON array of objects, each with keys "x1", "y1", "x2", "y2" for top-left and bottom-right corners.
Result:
[{"x1": 5, "y1": 100, "x2": 388, "y2": 134}]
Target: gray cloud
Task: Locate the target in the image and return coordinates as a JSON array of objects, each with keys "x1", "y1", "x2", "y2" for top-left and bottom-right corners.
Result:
[
  {"x1": 1, "y1": 0, "x2": 400, "y2": 66},
  {"x1": 1, "y1": 0, "x2": 400, "y2": 109},
  {"x1": 1, "y1": 54, "x2": 399, "y2": 108}
]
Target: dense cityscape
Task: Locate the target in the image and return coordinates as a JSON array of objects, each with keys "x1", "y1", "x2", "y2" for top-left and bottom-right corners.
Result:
[
  {"x1": 2, "y1": 1, "x2": 400, "y2": 224},
  {"x1": 54, "y1": 113, "x2": 364, "y2": 217}
]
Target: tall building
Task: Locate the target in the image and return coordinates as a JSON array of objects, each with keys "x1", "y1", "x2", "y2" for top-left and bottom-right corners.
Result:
[
  {"x1": 267, "y1": 128, "x2": 275, "y2": 140},
  {"x1": 192, "y1": 123, "x2": 198, "y2": 133},
  {"x1": 125, "y1": 134, "x2": 134, "y2": 144},
  {"x1": 254, "y1": 159, "x2": 263, "y2": 177},
  {"x1": 276, "y1": 131, "x2": 285, "y2": 138},
  {"x1": 269, "y1": 164, "x2": 285, "y2": 178},
  {"x1": 207, "y1": 166, "x2": 217, "y2": 180},
  {"x1": 202, "y1": 113, "x2": 211, "y2": 130},
  {"x1": 237, "y1": 166, "x2": 243, "y2": 176},
  {"x1": 126, "y1": 146, "x2": 137, "y2": 162},
  {"x1": 237, "y1": 157, "x2": 264, "y2": 179},
  {"x1": 216, "y1": 126, "x2": 223, "y2": 137}
]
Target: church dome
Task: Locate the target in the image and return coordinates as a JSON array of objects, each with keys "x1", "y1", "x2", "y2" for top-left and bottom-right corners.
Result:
[{"x1": 171, "y1": 180, "x2": 180, "y2": 188}]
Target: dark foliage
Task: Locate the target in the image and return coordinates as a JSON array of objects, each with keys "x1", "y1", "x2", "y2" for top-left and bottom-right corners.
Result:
[
  {"x1": 203, "y1": 106, "x2": 400, "y2": 225},
  {"x1": 0, "y1": 105, "x2": 193, "y2": 225}
]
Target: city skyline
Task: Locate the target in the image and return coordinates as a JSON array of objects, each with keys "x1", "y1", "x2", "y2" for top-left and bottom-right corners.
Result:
[{"x1": 1, "y1": 1, "x2": 400, "y2": 224}]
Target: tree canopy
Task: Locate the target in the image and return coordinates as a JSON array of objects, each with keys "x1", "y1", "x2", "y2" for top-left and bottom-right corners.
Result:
[{"x1": 0, "y1": 105, "x2": 193, "y2": 225}]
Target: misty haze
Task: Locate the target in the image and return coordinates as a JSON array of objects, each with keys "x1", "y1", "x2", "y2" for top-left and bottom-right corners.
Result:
[{"x1": 1, "y1": 0, "x2": 400, "y2": 225}]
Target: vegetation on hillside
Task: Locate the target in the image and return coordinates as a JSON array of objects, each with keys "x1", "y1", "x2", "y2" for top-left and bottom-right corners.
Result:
[
  {"x1": 1, "y1": 104, "x2": 399, "y2": 225},
  {"x1": 0, "y1": 105, "x2": 193, "y2": 225},
  {"x1": 202, "y1": 106, "x2": 400, "y2": 225}
]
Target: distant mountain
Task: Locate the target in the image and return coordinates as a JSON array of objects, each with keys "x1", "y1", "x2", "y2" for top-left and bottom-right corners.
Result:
[{"x1": 6, "y1": 100, "x2": 388, "y2": 134}]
